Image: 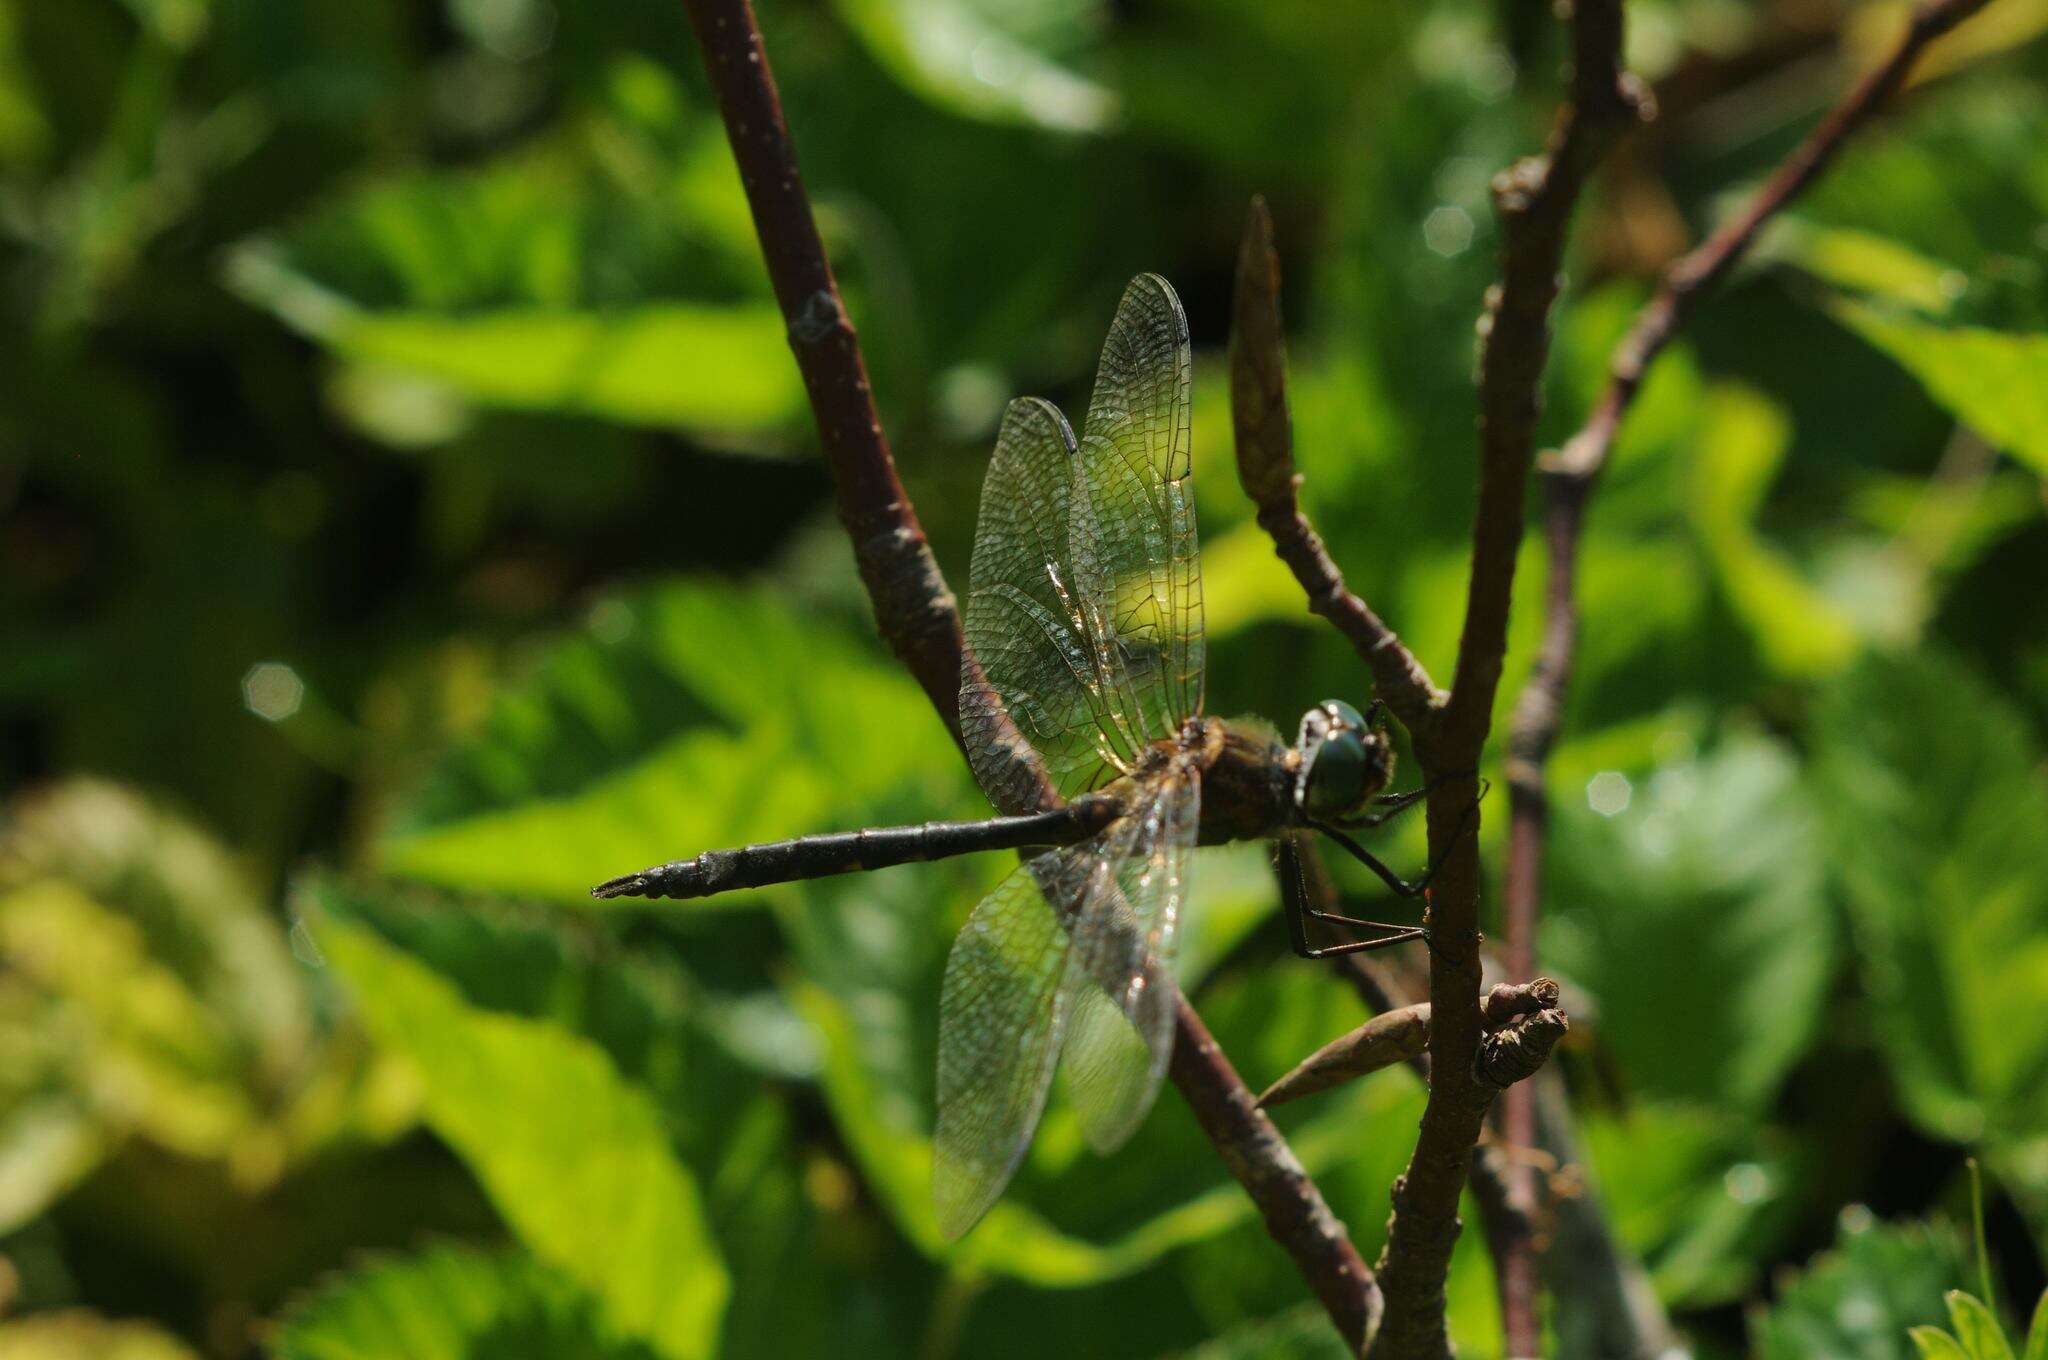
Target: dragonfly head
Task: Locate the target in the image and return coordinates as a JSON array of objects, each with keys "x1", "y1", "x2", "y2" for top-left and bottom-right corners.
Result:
[{"x1": 1294, "y1": 699, "x2": 1395, "y2": 819}]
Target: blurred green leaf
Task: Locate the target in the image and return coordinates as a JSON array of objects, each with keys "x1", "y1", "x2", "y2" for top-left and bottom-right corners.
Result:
[
  {"x1": 2026, "y1": 1290, "x2": 2048, "y2": 1360},
  {"x1": 1546, "y1": 734, "x2": 1835, "y2": 1114},
  {"x1": 1685, "y1": 384, "x2": 1860, "y2": 678},
  {"x1": 0, "y1": 781, "x2": 328, "y2": 1227},
  {"x1": 1157, "y1": 1302, "x2": 1348, "y2": 1358},
  {"x1": 380, "y1": 580, "x2": 964, "y2": 902},
  {"x1": 1836, "y1": 304, "x2": 2048, "y2": 479},
  {"x1": 228, "y1": 245, "x2": 803, "y2": 438},
  {"x1": 1751, "y1": 1213, "x2": 1966, "y2": 1360},
  {"x1": 1768, "y1": 221, "x2": 1964, "y2": 314},
  {"x1": 831, "y1": 0, "x2": 1116, "y2": 133},
  {"x1": 317, "y1": 918, "x2": 729, "y2": 1360},
  {"x1": 0, "y1": 3, "x2": 48, "y2": 167},
  {"x1": 1579, "y1": 1099, "x2": 1801, "y2": 1305},
  {"x1": 0, "y1": 1312, "x2": 202, "y2": 1360},
  {"x1": 275, "y1": 1242, "x2": 660, "y2": 1360},
  {"x1": 1812, "y1": 649, "x2": 2048, "y2": 1144}
]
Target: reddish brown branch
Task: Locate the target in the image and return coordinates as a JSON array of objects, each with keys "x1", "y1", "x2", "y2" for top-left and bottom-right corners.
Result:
[
  {"x1": 682, "y1": 0, "x2": 1379, "y2": 1345},
  {"x1": 1548, "y1": 0, "x2": 1994, "y2": 484},
  {"x1": 1174, "y1": 1008, "x2": 1383, "y2": 1350},
  {"x1": 1373, "y1": 1, "x2": 1646, "y2": 1354},
  {"x1": 1497, "y1": 0, "x2": 1992, "y2": 1352},
  {"x1": 1230, "y1": 198, "x2": 1442, "y2": 738}
]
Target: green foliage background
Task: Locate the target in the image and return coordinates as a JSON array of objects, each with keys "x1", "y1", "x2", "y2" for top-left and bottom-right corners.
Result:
[{"x1": 3, "y1": 0, "x2": 2047, "y2": 1354}]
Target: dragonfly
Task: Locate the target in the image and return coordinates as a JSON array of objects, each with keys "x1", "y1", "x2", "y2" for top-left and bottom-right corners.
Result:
[{"x1": 593, "y1": 275, "x2": 1462, "y2": 1238}]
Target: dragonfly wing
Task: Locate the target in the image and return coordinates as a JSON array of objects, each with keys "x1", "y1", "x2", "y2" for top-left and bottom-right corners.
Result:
[
  {"x1": 1058, "y1": 762, "x2": 1199, "y2": 1153},
  {"x1": 962, "y1": 396, "x2": 1147, "y2": 816},
  {"x1": 933, "y1": 844, "x2": 1097, "y2": 1239},
  {"x1": 1076, "y1": 273, "x2": 1205, "y2": 741}
]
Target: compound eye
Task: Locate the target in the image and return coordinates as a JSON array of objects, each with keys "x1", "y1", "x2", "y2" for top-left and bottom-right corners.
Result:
[
  {"x1": 1303, "y1": 730, "x2": 1371, "y2": 817},
  {"x1": 1324, "y1": 699, "x2": 1367, "y2": 733}
]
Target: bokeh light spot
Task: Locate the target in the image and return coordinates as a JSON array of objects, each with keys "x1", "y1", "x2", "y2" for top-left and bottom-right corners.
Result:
[
  {"x1": 242, "y1": 662, "x2": 305, "y2": 723},
  {"x1": 1424, "y1": 206, "x2": 1474, "y2": 257},
  {"x1": 1587, "y1": 770, "x2": 1632, "y2": 817}
]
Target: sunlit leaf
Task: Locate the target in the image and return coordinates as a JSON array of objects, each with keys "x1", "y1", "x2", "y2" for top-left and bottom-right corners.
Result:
[
  {"x1": 1946, "y1": 1291, "x2": 2019, "y2": 1360},
  {"x1": 2025, "y1": 1289, "x2": 2048, "y2": 1360},
  {"x1": 379, "y1": 581, "x2": 965, "y2": 902},
  {"x1": 1767, "y1": 221, "x2": 1964, "y2": 314},
  {"x1": 275, "y1": 1242, "x2": 658, "y2": 1360},
  {"x1": 0, "y1": 1312, "x2": 202, "y2": 1360},
  {"x1": 316, "y1": 919, "x2": 729, "y2": 1360},
  {"x1": 229, "y1": 245, "x2": 802, "y2": 438},
  {"x1": 1836, "y1": 303, "x2": 2048, "y2": 479},
  {"x1": 831, "y1": 0, "x2": 1116, "y2": 133}
]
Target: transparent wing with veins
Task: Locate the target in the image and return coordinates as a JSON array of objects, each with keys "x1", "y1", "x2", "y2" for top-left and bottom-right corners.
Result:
[
  {"x1": 958, "y1": 275, "x2": 1204, "y2": 816},
  {"x1": 932, "y1": 763, "x2": 1198, "y2": 1238},
  {"x1": 1075, "y1": 273, "x2": 1204, "y2": 745}
]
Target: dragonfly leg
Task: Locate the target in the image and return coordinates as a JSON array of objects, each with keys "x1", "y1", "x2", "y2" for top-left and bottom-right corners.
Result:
[
  {"x1": 1280, "y1": 834, "x2": 1430, "y2": 960},
  {"x1": 1297, "y1": 928, "x2": 1428, "y2": 960},
  {"x1": 1306, "y1": 779, "x2": 1487, "y2": 898},
  {"x1": 1335, "y1": 768, "x2": 1477, "y2": 829},
  {"x1": 1305, "y1": 907, "x2": 1422, "y2": 934}
]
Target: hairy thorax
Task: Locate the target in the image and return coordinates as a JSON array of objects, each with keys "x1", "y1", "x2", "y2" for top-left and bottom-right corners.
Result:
[{"x1": 1130, "y1": 715, "x2": 1297, "y2": 847}]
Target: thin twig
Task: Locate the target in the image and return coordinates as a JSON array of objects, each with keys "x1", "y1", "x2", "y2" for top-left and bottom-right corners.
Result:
[
  {"x1": 1373, "y1": 2, "x2": 1646, "y2": 1354},
  {"x1": 1231, "y1": 198, "x2": 1442, "y2": 737},
  {"x1": 1546, "y1": 0, "x2": 1996, "y2": 486},
  {"x1": 682, "y1": 0, "x2": 1381, "y2": 1346},
  {"x1": 1498, "y1": 0, "x2": 1993, "y2": 1350}
]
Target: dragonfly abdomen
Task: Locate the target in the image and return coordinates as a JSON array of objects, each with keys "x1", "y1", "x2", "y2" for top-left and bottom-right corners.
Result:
[{"x1": 591, "y1": 793, "x2": 1123, "y2": 901}]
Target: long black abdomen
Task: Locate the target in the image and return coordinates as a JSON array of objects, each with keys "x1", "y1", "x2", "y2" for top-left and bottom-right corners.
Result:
[{"x1": 591, "y1": 793, "x2": 1121, "y2": 901}]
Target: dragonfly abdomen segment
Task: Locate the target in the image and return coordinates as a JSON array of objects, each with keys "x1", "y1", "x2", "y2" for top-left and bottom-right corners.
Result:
[{"x1": 591, "y1": 794, "x2": 1124, "y2": 901}]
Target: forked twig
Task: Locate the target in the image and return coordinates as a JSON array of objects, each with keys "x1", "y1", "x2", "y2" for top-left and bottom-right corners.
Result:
[
  {"x1": 1369, "y1": 3, "x2": 1646, "y2": 1353},
  {"x1": 1498, "y1": 0, "x2": 1993, "y2": 1350},
  {"x1": 1231, "y1": 199, "x2": 1443, "y2": 739},
  {"x1": 681, "y1": 0, "x2": 1381, "y2": 1347}
]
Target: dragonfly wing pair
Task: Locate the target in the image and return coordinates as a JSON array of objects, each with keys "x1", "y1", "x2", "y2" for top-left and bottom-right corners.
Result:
[{"x1": 937, "y1": 275, "x2": 1207, "y2": 1238}]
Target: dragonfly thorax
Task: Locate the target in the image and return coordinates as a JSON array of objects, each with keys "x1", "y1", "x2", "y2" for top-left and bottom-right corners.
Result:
[{"x1": 1294, "y1": 700, "x2": 1395, "y2": 819}]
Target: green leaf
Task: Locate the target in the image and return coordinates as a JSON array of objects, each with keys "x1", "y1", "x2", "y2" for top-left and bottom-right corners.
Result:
[
  {"x1": 1578, "y1": 1099, "x2": 1801, "y2": 1305},
  {"x1": 316, "y1": 919, "x2": 728, "y2": 1360},
  {"x1": 1947, "y1": 1291, "x2": 2018, "y2": 1360},
  {"x1": 228, "y1": 244, "x2": 802, "y2": 438},
  {"x1": 1812, "y1": 649, "x2": 2048, "y2": 1143},
  {"x1": 1835, "y1": 303, "x2": 2048, "y2": 479},
  {"x1": 0, "y1": 780, "x2": 331, "y2": 1227},
  {"x1": 380, "y1": 580, "x2": 965, "y2": 902},
  {"x1": 777, "y1": 843, "x2": 1356, "y2": 1287},
  {"x1": 1768, "y1": 221, "x2": 1964, "y2": 314},
  {"x1": 1750, "y1": 1213, "x2": 1966, "y2": 1359},
  {"x1": 1545, "y1": 734, "x2": 1835, "y2": 1113},
  {"x1": 0, "y1": 1313, "x2": 202, "y2": 1360},
  {"x1": 830, "y1": 0, "x2": 1117, "y2": 133},
  {"x1": 337, "y1": 306, "x2": 803, "y2": 436},
  {"x1": 275, "y1": 1242, "x2": 660, "y2": 1360},
  {"x1": 2023, "y1": 1289, "x2": 2048, "y2": 1360},
  {"x1": 1162, "y1": 1302, "x2": 1350, "y2": 1358},
  {"x1": 792, "y1": 959, "x2": 1258, "y2": 1286},
  {"x1": 1685, "y1": 384, "x2": 1859, "y2": 677},
  {"x1": 1918, "y1": 1328, "x2": 1981, "y2": 1360}
]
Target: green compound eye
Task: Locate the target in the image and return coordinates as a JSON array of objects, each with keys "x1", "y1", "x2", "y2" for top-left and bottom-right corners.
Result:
[
  {"x1": 1303, "y1": 729, "x2": 1371, "y2": 817},
  {"x1": 1324, "y1": 699, "x2": 1367, "y2": 733}
]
